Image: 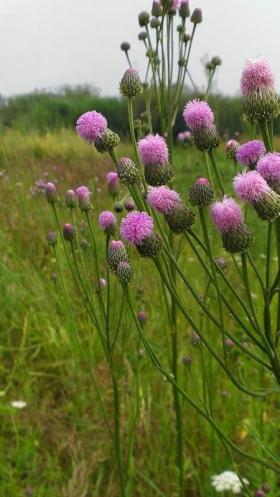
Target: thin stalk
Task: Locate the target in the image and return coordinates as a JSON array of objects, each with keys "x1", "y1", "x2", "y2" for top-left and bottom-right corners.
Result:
[{"x1": 208, "y1": 149, "x2": 225, "y2": 196}]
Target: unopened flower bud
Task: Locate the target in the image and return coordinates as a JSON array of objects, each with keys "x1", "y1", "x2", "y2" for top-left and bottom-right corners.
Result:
[
  {"x1": 225, "y1": 338, "x2": 234, "y2": 350},
  {"x1": 226, "y1": 140, "x2": 239, "y2": 160},
  {"x1": 138, "y1": 11, "x2": 150, "y2": 27},
  {"x1": 114, "y1": 201, "x2": 124, "y2": 213},
  {"x1": 124, "y1": 199, "x2": 136, "y2": 211},
  {"x1": 152, "y1": 0, "x2": 163, "y2": 17},
  {"x1": 255, "y1": 491, "x2": 266, "y2": 497},
  {"x1": 63, "y1": 223, "x2": 75, "y2": 242},
  {"x1": 98, "y1": 211, "x2": 117, "y2": 236},
  {"x1": 120, "y1": 68, "x2": 143, "y2": 98},
  {"x1": 120, "y1": 41, "x2": 130, "y2": 52},
  {"x1": 107, "y1": 240, "x2": 129, "y2": 271},
  {"x1": 95, "y1": 128, "x2": 120, "y2": 153},
  {"x1": 150, "y1": 17, "x2": 160, "y2": 28},
  {"x1": 191, "y1": 332, "x2": 201, "y2": 346},
  {"x1": 183, "y1": 33, "x2": 191, "y2": 43},
  {"x1": 116, "y1": 261, "x2": 133, "y2": 284},
  {"x1": 117, "y1": 157, "x2": 139, "y2": 185},
  {"x1": 136, "y1": 233, "x2": 162, "y2": 258},
  {"x1": 211, "y1": 55, "x2": 222, "y2": 67},
  {"x1": 182, "y1": 356, "x2": 192, "y2": 366},
  {"x1": 191, "y1": 8, "x2": 202, "y2": 24},
  {"x1": 65, "y1": 189, "x2": 77, "y2": 208},
  {"x1": 47, "y1": 231, "x2": 57, "y2": 245},
  {"x1": 75, "y1": 186, "x2": 92, "y2": 211},
  {"x1": 179, "y1": 0, "x2": 190, "y2": 18},
  {"x1": 80, "y1": 238, "x2": 89, "y2": 250},
  {"x1": 45, "y1": 182, "x2": 57, "y2": 204},
  {"x1": 138, "y1": 31, "x2": 148, "y2": 41},
  {"x1": 137, "y1": 310, "x2": 148, "y2": 325},
  {"x1": 214, "y1": 256, "x2": 227, "y2": 271},
  {"x1": 50, "y1": 272, "x2": 58, "y2": 282},
  {"x1": 99, "y1": 278, "x2": 107, "y2": 288},
  {"x1": 189, "y1": 178, "x2": 214, "y2": 207}
]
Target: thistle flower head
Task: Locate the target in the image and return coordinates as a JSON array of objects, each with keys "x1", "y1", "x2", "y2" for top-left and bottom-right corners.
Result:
[
  {"x1": 138, "y1": 10, "x2": 150, "y2": 27},
  {"x1": 63, "y1": 223, "x2": 75, "y2": 242},
  {"x1": 110, "y1": 240, "x2": 125, "y2": 251},
  {"x1": 179, "y1": 0, "x2": 190, "y2": 18},
  {"x1": 120, "y1": 211, "x2": 154, "y2": 245},
  {"x1": 225, "y1": 139, "x2": 239, "y2": 160},
  {"x1": 120, "y1": 41, "x2": 130, "y2": 52},
  {"x1": 152, "y1": 0, "x2": 163, "y2": 17},
  {"x1": 47, "y1": 231, "x2": 57, "y2": 245},
  {"x1": 138, "y1": 134, "x2": 169, "y2": 165},
  {"x1": 76, "y1": 111, "x2": 107, "y2": 144},
  {"x1": 211, "y1": 197, "x2": 244, "y2": 232},
  {"x1": 65, "y1": 189, "x2": 77, "y2": 208},
  {"x1": 75, "y1": 185, "x2": 91, "y2": 210},
  {"x1": 106, "y1": 172, "x2": 118, "y2": 186},
  {"x1": 45, "y1": 182, "x2": 57, "y2": 204},
  {"x1": 147, "y1": 186, "x2": 181, "y2": 214},
  {"x1": 257, "y1": 153, "x2": 280, "y2": 183},
  {"x1": 116, "y1": 261, "x2": 134, "y2": 284},
  {"x1": 236, "y1": 140, "x2": 265, "y2": 168},
  {"x1": 183, "y1": 99, "x2": 214, "y2": 131},
  {"x1": 120, "y1": 68, "x2": 143, "y2": 97},
  {"x1": 171, "y1": 0, "x2": 181, "y2": 10},
  {"x1": 241, "y1": 59, "x2": 274, "y2": 96},
  {"x1": 98, "y1": 211, "x2": 116, "y2": 235},
  {"x1": 107, "y1": 240, "x2": 128, "y2": 271},
  {"x1": 117, "y1": 157, "x2": 139, "y2": 184},
  {"x1": 189, "y1": 177, "x2": 214, "y2": 207},
  {"x1": 233, "y1": 170, "x2": 270, "y2": 202},
  {"x1": 190, "y1": 8, "x2": 202, "y2": 24}
]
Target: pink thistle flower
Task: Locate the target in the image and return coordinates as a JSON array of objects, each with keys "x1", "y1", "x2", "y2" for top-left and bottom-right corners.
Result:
[
  {"x1": 45, "y1": 182, "x2": 57, "y2": 204},
  {"x1": 76, "y1": 111, "x2": 107, "y2": 143},
  {"x1": 171, "y1": 0, "x2": 181, "y2": 10},
  {"x1": 147, "y1": 186, "x2": 181, "y2": 214},
  {"x1": 233, "y1": 170, "x2": 270, "y2": 202},
  {"x1": 241, "y1": 59, "x2": 274, "y2": 96},
  {"x1": 99, "y1": 278, "x2": 107, "y2": 288},
  {"x1": 120, "y1": 211, "x2": 154, "y2": 245},
  {"x1": 98, "y1": 211, "x2": 116, "y2": 231},
  {"x1": 106, "y1": 171, "x2": 119, "y2": 186},
  {"x1": 211, "y1": 197, "x2": 244, "y2": 232},
  {"x1": 75, "y1": 185, "x2": 91, "y2": 211},
  {"x1": 183, "y1": 99, "x2": 214, "y2": 131},
  {"x1": 110, "y1": 240, "x2": 125, "y2": 251},
  {"x1": 236, "y1": 140, "x2": 265, "y2": 168},
  {"x1": 256, "y1": 153, "x2": 280, "y2": 183},
  {"x1": 138, "y1": 134, "x2": 169, "y2": 165},
  {"x1": 225, "y1": 139, "x2": 239, "y2": 160}
]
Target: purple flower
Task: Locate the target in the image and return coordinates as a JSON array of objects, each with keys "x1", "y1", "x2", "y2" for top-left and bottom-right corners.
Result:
[
  {"x1": 76, "y1": 111, "x2": 107, "y2": 143},
  {"x1": 147, "y1": 186, "x2": 181, "y2": 214},
  {"x1": 183, "y1": 99, "x2": 214, "y2": 131},
  {"x1": 120, "y1": 211, "x2": 154, "y2": 245},
  {"x1": 138, "y1": 134, "x2": 168, "y2": 165},
  {"x1": 233, "y1": 170, "x2": 270, "y2": 202},
  {"x1": 98, "y1": 211, "x2": 116, "y2": 230},
  {"x1": 75, "y1": 185, "x2": 91, "y2": 210},
  {"x1": 257, "y1": 153, "x2": 280, "y2": 183},
  {"x1": 236, "y1": 140, "x2": 265, "y2": 167},
  {"x1": 106, "y1": 171, "x2": 119, "y2": 186},
  {"x1": 177, "y1": 131, "x2": 192, "y2": 143},
  {"x1": 241, "y1": 59, "x2": 274, "y2": 96},
  {"x1": 171, "y1": 0, "x2": 181, "y2": 10},
  {"x1": 211, "y1": 197, "x2": 244, "y2": 232},
  {"x1": 110, "y1": 240, "x2": 125, "y2": 251}
]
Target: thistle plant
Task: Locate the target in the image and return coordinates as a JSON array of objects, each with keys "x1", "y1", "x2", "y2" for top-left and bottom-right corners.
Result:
[{"x1": 41, "y1": 7, "x2": 280, "y2": 497}]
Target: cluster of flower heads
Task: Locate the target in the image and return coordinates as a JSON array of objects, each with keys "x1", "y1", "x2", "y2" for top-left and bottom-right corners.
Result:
[{"x1": 211, "y1": 470, "x2": 249, "y2": 494}]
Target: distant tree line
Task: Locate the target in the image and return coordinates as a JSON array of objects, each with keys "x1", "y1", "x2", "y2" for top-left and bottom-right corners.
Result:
[{"x1": 1, "y1": 85, "x2": 278, "y2": 138}]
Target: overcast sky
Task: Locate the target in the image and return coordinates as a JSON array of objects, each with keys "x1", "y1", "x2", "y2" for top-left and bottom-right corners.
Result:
[{"x1": 1, "y1": 0, "x2": 279, "y2": 97}]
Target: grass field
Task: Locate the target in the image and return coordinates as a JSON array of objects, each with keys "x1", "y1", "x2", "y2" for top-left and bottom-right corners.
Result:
[{"x1": 0, "y1": 129, "x2": 279, "y2": 496}]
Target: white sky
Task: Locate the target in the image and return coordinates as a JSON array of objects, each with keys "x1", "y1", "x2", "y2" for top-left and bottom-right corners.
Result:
[{"x1": 0, "y1": 0, "x2": 279, "y2": 96}]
